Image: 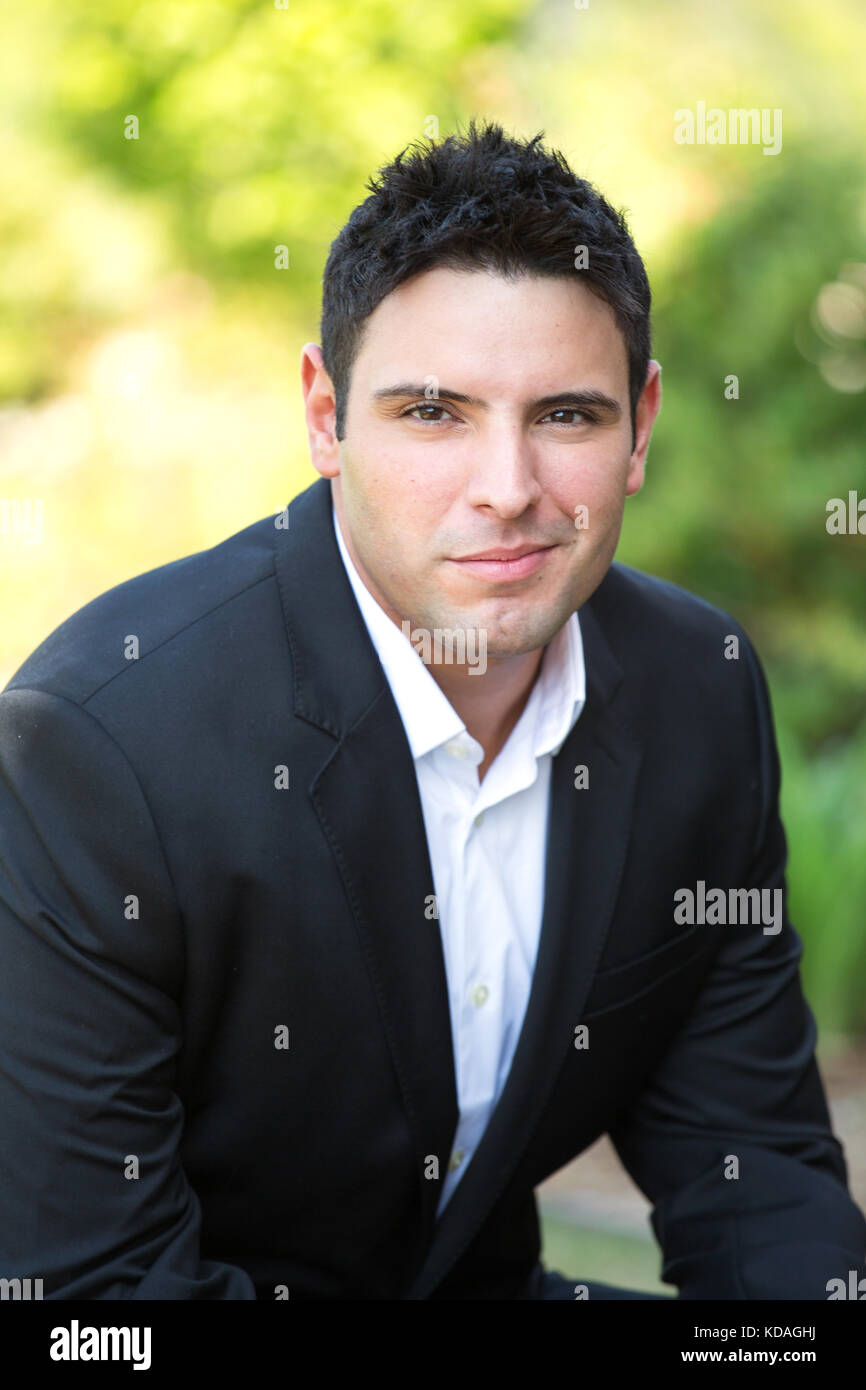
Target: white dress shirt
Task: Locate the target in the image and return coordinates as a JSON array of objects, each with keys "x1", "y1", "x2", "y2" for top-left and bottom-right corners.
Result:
[{"x1": 331, "y1": 505, "x2": 586, "y2": 1214}]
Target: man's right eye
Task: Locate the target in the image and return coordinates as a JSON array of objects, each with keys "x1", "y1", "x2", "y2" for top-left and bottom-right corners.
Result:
[{"x1": 399, "y1": 402, "x2": 457, "y2": 425}]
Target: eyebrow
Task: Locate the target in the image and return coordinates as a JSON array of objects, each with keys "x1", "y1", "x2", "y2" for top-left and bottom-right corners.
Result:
[{"x1": 371, "y1": 383, "x2": 622, "y2": 418}]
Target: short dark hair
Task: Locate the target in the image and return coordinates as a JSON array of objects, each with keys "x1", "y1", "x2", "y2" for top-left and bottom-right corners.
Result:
[{"x1": 320, "y1": 119, "x2": 652, "y2": 444}]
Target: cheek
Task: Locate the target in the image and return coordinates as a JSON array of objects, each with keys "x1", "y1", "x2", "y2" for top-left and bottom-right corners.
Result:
[
  {"x1": 350, "y1": 471, "x2": 431, "y2": 578},
  {"x1": 369, "y1": 462, "x2": 458, "y2": 537},
  {"x1": 554, "y1": 454, "x2": 630, "y2": 533}
]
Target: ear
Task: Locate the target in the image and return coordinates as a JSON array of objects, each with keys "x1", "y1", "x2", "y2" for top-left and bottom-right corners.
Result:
[
  {"x1": 625, "y1": 360, "x2": 662, "y2": 496},
  {"x1": 301, "y1": 343, "x2": 341, "y2": 479}
]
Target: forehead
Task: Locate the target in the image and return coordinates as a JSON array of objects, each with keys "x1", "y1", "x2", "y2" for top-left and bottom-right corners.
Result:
[{"x1": 353, "y1": 266, "x2": 629, "y2": 396}]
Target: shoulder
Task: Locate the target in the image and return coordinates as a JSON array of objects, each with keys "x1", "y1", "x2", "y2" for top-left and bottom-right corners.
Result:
[
  {"x1": 585, "y1": 561, "x2": 771, "y2": 746},
  {"x1": 4, "y1": 512, "x2": 281, "y2": 707},
  {"x1": 590, "y1": 561, "x2": 746, "y2": 648},
  {"x1": 587, "y1": 561, "x2": 759, "y2": 678}
]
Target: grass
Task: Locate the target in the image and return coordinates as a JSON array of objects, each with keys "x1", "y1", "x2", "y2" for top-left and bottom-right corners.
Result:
[{"x1": 539, "y1": 1211, "x2": 673, "y2": 1297}]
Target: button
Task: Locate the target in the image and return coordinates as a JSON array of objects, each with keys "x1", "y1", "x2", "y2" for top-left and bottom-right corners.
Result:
[
  {"x1": 471, "y1": 984, "x2": 489, "y2": 1007},
  {"x1": 445, "y1": 740, "x2": 469, "y2": 759},
  {"x1": 473, "y1": 812, "x2": 484, "y2": 827},
  {"x1": 448, "y1": 1149, "x2": 465, "y2": 1171}
]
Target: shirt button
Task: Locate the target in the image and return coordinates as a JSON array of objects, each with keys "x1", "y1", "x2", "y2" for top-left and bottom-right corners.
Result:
[
  {"x1": 448, "y1": 1149, "x2": 465, "y2": 1171},
  {"x1": 445, "y1": 740, "x2": 468, "y2": 759},
  {"x1": 473, "y1": 812, "x2": 484, "y2": 827},
  {"x1": 471, "y1": 984, "x2": 489, "y2": 1007}
]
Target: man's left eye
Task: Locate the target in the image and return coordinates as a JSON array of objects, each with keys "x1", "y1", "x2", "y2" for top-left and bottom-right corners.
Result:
[{"x1": 541, "y1": 408, "x2": 592, "y2": 425}]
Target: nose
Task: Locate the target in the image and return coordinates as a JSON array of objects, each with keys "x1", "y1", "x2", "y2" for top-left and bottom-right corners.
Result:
[{"x1": 463, "y1": 416, "x2": 543, "y2": 519}]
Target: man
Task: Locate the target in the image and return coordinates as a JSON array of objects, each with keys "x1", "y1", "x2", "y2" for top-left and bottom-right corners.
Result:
[{"x1": 1, "y1": 121, "x2": 864, "y2": 1301}]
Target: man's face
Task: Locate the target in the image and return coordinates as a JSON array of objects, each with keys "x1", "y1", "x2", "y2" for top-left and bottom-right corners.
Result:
[{"x1": 303, "y1": 267, "x2": 660, "y2": 660}]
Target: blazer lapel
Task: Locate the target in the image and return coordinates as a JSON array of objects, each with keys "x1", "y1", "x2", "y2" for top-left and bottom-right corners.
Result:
[
  {"x1": 406, "y1": 596, "x2": 643, "y2": 1299},
  {"x1": 310, "y1": 699, "x2": 461, "y2": 1251},
  {"x1": 275, "y1": 479, "x2": 459, "y2": 1261}
]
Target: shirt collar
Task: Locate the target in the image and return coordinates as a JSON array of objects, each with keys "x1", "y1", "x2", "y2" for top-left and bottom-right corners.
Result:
[{"x1": 332, "y1": 501, "x2": 586, "y2": 763}]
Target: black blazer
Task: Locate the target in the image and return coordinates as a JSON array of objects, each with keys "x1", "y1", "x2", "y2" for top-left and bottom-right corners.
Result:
[{"x1": 1, "y1": 476, "x2": 864, "y2": 1300}]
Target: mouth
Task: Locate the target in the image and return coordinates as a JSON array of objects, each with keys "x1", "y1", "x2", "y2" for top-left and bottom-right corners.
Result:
[{"x1": 449, "y1": 545, "x2": 556, "y2": 582}]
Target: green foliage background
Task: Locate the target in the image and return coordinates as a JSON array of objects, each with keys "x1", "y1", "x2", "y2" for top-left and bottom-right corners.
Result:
[{"x1": 1, "y1": 0, "x2": 865, "y2": 1033}]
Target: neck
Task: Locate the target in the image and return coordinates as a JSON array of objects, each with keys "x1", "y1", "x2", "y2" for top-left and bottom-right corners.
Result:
[{"x1": 425, "y1": 647, "x2": 545, "y2": 781}]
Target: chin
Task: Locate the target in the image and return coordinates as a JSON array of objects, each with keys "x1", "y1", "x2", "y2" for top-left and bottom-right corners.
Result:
[{"x1": 481, "y1": 623, "x2": 563, "y2": 660}]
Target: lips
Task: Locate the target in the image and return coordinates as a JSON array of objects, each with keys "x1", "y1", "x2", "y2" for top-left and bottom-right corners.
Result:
[
  {"x1": 455, "y1": 544, "x2": 551, "y2": 562},
  {"x1": 450, "y1": 545, "x2": 555, "y2": 581}
]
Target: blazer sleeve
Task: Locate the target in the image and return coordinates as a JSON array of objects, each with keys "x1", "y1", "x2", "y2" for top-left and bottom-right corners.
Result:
[
  {"x1": 607, "y1": 633, "x2": 866, "y2": 1300},
  {"x1": 0, "y1": 687, "x2": 256, "y2": 1299}
]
